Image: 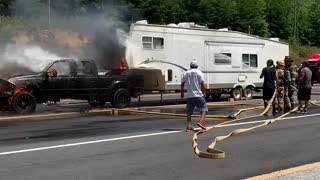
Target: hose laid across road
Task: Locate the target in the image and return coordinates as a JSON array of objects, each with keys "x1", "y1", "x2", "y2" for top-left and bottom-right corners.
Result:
[{"x1": 192, "y1": 89, "x2": 301, "y2": 159}]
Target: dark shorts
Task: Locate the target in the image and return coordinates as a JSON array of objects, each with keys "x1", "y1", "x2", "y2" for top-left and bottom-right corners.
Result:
[
  {"x1": 263, "y1": 87, "x2": 275, "y2": 100},
  {"x1": 298, "y1": 88, "x2": 311, "y2": 101},
  {"x1": 186, "y1": 97, "x2": 208, "y2": 115}
]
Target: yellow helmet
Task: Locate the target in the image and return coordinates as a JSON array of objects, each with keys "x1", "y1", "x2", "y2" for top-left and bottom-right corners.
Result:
[{"x1": 277, "y1": 60, "x2": 285, "y2": 66}]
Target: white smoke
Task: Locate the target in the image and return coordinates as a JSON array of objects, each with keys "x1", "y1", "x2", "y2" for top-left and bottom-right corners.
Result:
[
  {"x1": 125, "y1": 38, "x2": 145, "y2": 69},
  {"x1": 2, "y1": 44, "x2": 65, "y2": 72}
]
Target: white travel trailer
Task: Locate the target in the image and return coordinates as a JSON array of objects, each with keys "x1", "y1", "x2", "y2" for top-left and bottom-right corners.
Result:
[{"x1": 126, "y1": 21, "x2": 289, "y2": 100}]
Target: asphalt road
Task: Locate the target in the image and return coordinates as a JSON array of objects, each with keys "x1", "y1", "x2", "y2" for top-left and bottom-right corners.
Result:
[
  {"x1": 0, "y1": 102, "x2": 320, "y2": 180},
  {"x1": 0, "y1": 86, "x2": 320, "y2": 180}
]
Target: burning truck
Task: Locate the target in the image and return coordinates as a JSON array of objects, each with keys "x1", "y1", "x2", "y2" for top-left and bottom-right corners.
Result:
[
  {"x1": 0, "y1": 27, "x2": 165, "y2": 114},
  {"x1": 0, "y1": 59, "x2": 146, "y2": 114}
]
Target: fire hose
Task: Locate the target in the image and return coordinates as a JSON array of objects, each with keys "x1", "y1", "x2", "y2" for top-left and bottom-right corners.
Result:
[{"x1": 192, "y1": 88, "x2": 301, "y2": 159}]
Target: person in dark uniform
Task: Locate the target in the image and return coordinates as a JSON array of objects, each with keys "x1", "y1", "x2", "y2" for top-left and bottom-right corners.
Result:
[
  {"x1": 297, "y1": 61, "x2": 313, "y2": 113},
  {"x1": 260, "y1": 59, "x2": 276, "y2": 115}
]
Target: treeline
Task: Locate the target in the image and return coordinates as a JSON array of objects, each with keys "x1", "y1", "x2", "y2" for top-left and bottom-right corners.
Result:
[{"x1": 1, "y1": 0, "x2": 320, "y2": 46}]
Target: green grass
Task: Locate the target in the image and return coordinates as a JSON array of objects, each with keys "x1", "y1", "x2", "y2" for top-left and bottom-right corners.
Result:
[{"x1": 290, "y1": 43, "x2": 320, "y2": 64}]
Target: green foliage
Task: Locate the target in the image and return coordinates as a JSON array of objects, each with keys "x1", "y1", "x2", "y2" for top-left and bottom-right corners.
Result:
[
  {"x1": 233, "y1": 0, "x2": 269, "y2": 37},
  {"x1": 199, "y1": 0, "x2": 237, "y2": 29},
  {"x1": 0, "y1": 16, "x2": 29, "y2": 33},
  {"x1": 1, "y1": 0, "x2": 320, "y2": 53},
  {"x1": 265, "y1": 0, "x2": 293, "y2": 39},
  {"x1": 290, "y1": 43, "x2": 320, "y2": 63}
]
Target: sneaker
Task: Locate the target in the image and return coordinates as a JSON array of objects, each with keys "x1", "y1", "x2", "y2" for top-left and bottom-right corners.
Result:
[
  {"x1": 185, "y1": 127, "x2": 194, "y2": 132},
  {"x1": 303, "y1": 109, "x2": 307, "y2": 114},
  {"x1": 298, "y1": 108, "x2": 304, "y2": 113},
  {"x1": 197, "y1": 121, "x2": 206, "y2": 130},
  {"x1": 263, "y1": 113, "x2": 268, "y2": 116}
]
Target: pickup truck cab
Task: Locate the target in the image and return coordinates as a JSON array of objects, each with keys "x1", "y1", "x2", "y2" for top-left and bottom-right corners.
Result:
[
  {"x1": 1, "y1": 59, "x2": 143, "y2": 113},
  {"x1": 306, "y1": 52, "x2": 320, "y2": 84}
]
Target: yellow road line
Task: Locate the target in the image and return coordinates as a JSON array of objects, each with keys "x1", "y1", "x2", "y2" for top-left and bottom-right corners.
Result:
[
  {"x1": 115, "y1": 109, "x2": 234, "y2": 120},
  {"x1": 244, "y1": 162, "x2": 320, "y2": 180},
  {"x1": 0, "y1": 109, "x2": 112, "y2": 121}
]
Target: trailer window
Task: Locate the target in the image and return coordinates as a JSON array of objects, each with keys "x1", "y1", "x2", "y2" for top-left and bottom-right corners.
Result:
[
  {"x1": 250, "y1": 54, "x2": 258, "y2": 68},
  {"x1": 168, "y1": 69, "x2": 173, "y2": 81},
  {"x1": 214, "y1": 53, "x2": 232, "y2": 64},
  {"x1": 142, "y1": 36, "x2": 152, "y2": 49},
  {"x1": 242, "y1": 54, "x2": 258, "y2": 68},
  {"x1": 142, "y1": 36, "x2": 164, "y2": 50},
  {"x1": 153, "y1": 37, "x2": 164, "y2": 49}
]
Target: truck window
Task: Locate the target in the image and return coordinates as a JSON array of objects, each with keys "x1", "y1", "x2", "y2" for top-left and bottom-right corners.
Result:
[
  {"x1": 214, "y1": 53, "x2": 232, "y2": 64},
  {"x1": 153, "y1": 37, "x2": 164, "y2": 49},
  {"x1": 142, "y1": 36, "x2": 152, "y2": 49},
  {"x1": 242, "y1": 54, "x2": 258, "y2": 68},
  {"x1": 77, "y1": 61, "x2": 96, "y2": 76},
  {"x1": 48, "y1": 61, "x2": 72, "y2": 76}
]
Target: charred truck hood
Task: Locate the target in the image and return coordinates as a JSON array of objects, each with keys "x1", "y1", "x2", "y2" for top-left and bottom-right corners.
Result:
[{"x1": 7, "y1": 73, "x2": 43, "y2": 87}]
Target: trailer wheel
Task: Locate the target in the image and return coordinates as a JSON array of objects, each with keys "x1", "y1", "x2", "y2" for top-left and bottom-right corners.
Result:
[
  {"x1": 243, "y1": 87, "x2": 254, "y2": 100},
  {"x1": 12, "y1": 91, "x2": 36, "y2": 114},
  {"x1": 88, "y1": 99, "x2": 107, "y2": 107},
  {"x1": 111, "y1": 88, "x2": 131, "y2": 108},
  {"x1": 231, "y1": 87, "x2": 243, "y2": 101}
]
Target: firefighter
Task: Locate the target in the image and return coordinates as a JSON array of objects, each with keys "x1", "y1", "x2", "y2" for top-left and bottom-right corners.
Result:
[
  {"x1": 260, "y1": 59, "x2": 276, "y2": 116},
  {"x1": 284, "y1": 56, "x2": 298, "y2": 110},
  {"x1": 274, "y1": 60, "x2": 285, "y2": 113}
]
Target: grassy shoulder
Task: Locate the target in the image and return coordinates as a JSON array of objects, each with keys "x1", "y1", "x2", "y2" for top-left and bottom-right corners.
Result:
[{"x1": 290, "y1": 43, "x2": 320, "y2": 64}]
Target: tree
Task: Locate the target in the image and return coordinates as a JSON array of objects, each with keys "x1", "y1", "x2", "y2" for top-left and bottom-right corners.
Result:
[
  {"x1": 265, "y1": 0, "x2": 293, "y2": 40},
  {"x1": 199, "y1": 0, "x2": 237, "y2": 29},
  {"x1": 0, "y1": 0, "x2": 12, "y2": 16},
  {"x1": 233, "y1": 0, "x2": 269, "y2": 37},
  {"x1": 305, "y1": 0, "x2": 320, "y2": 46}
]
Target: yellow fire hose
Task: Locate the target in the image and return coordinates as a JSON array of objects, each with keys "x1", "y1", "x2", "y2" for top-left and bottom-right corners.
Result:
[{"x1": 192, "y1": 89, "x2": 301, "y2": 159}]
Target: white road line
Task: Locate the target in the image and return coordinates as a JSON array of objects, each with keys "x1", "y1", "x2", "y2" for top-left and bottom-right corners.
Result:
[
  {"x1": 1, "y1": 113, "x2": 320, "y2": 156},
  {"x1": 0, "y1": 131, "x2": 180, "y2": 156}
]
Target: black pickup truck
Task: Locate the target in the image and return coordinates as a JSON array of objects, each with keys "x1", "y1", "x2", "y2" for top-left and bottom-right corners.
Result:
[{"x1": 0, "y1": 59, "x2": 143, "y2": 114}]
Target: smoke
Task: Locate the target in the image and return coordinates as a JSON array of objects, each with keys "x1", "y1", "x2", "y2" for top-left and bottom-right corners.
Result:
[{"x1": 0, "y1": 0, "x2": 133, "y2": 79}]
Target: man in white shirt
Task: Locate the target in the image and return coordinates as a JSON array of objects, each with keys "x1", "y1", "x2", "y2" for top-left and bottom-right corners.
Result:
[{"x1": 181, "y1": 60, "x2": 208, "y2": 131}]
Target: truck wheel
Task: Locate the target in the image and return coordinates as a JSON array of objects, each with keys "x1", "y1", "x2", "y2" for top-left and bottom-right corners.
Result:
[
  {"x1": 111, "y1": 88, "x2": 131, "y2": 108},
  {"x1": 12, "y1": 91, "x2": 36, "y2": 114},
  {"x1": 88, "y1": 99, "x2": 107, "y2": 107},
  {"x1": 243, "y1": 87, "x2": 254, "y2": 100},
  {"x1": 231, "y1": 87, "x2": 243, "y2": 101}
]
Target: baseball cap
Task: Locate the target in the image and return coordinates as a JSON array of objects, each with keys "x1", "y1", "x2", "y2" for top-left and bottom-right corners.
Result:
[{"x1": 190, "y1": 60, "x2": 198, "y2": 68}]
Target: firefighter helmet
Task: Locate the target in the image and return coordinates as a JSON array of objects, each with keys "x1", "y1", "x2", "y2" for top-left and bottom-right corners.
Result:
[{"x1": 277, "y1": 60, "x2": 285, "y2": 66}]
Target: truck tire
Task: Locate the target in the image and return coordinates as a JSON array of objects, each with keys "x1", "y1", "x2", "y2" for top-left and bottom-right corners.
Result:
[
  {"x1": 243, "y1": 87, "x2": 254, "y2": 100},
  {"x1": 12, "y1": 91, "x2": 36, "y2": 114},
  {"x1": 88, "y1": 99, "x2": 107, "y2": 107},
  {"x1": 111, "y1": 88, "x2": 131, "y2": 108},
  {"x1": 231, "y1": 87, "x2": 243, "y2": 101}
]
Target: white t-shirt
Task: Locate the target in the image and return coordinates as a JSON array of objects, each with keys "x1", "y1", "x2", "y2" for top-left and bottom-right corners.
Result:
[{"x1": 182, "y1": 68, "x2": 205, "y2": 98}]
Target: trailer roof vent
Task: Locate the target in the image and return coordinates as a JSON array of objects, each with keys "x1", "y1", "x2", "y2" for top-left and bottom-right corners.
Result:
[
  {"x1": 168, "y1": 23, "x2": 178, "y2": 27},
  {"x1": 136, "y1": 20, "x2": 148, "y2": 25},
  {"x1": 178, "y1": 22, "x2": 191, "y2": 28},
  {"x1": 217, "y1": 28, "x2": 229, "y2": 31},
  {"x1": 269, "y1": 37, "x2": 280, "y2": 42}
]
